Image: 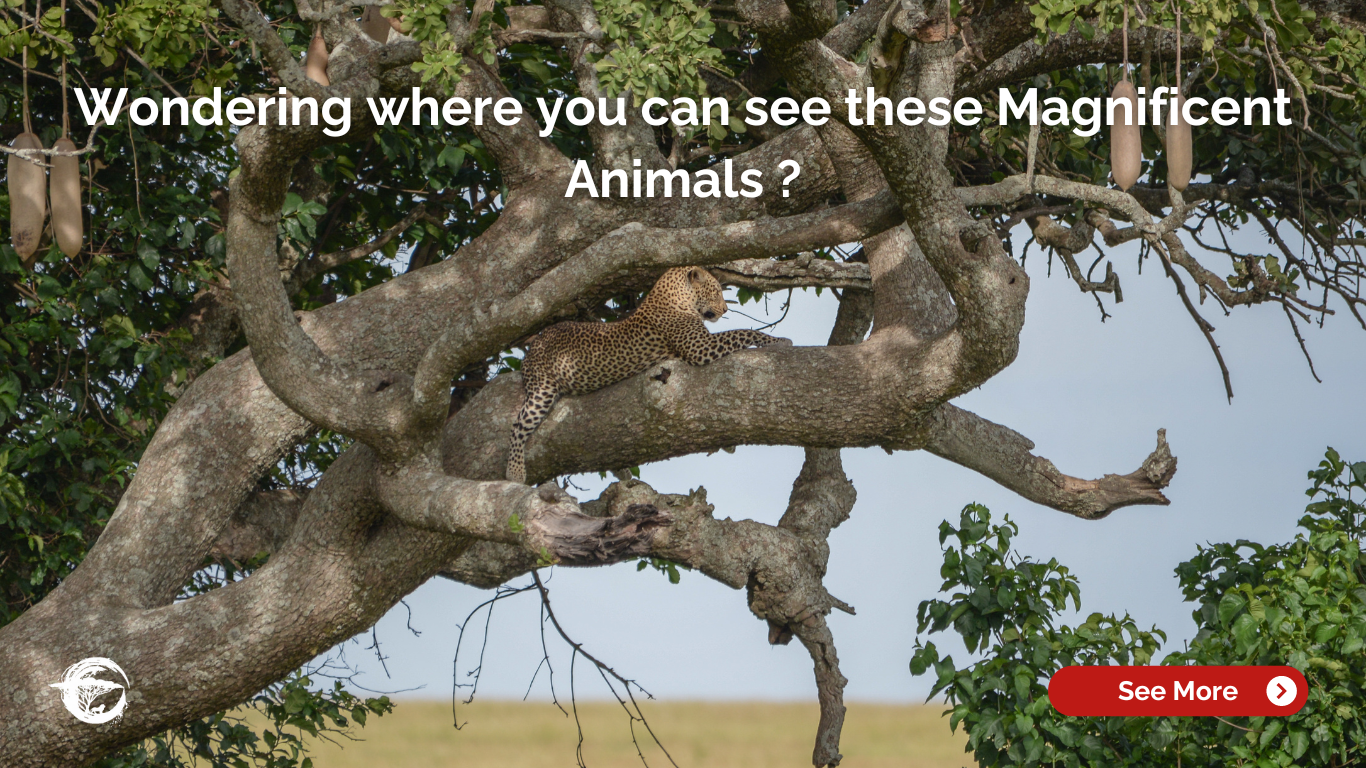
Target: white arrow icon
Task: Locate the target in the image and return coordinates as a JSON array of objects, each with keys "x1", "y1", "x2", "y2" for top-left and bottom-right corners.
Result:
[{"x1": 1266, "y1": 676, "x2": 1297, "y2": 706}]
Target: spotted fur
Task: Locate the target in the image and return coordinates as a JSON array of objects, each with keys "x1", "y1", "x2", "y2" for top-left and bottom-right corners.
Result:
[{"x1": 506, "y1": 267, "x2": 791, "y2": 484}]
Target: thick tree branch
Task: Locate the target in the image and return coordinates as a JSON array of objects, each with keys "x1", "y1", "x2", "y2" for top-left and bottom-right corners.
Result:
[
  {"x1": 958, "y1": 26, "x2": 1199, "y2": 98},
  {"x1": 750, "y1": 300, "x2": 871, "y2": 766},
  {"x1": 711, "y1": 254, "x2": 871, "y2": 291},
  {"x1": 227, "y1": 154, "x2": 424, "y2": 456},
  {"x1": 739, "y1": 0, "x2": 806, "y2": 41},
  {"x1": 216, "y1": 0, "x2": 465, "y2": 457},
  {"x1": 453, "y1": 60, "x2": 571, "y2": 188},
  {"x1": 578, "y1": 474, "x2": 855, "y2": 768},
  {"x1": 924, "y1": 406, "x2": 1177, "y2": 519},
  {"x1": 176, "y1": 281, "x2": 241, "y2": 364},
  {"x1": 815, "y1": 119, "x2": 957, "y2": 339},
  {"x1": 846, "y1": 39, "x2": 1028, "y2": 381},
  {"x1": 749, "y1": 23, "x2": 1027, "y2": 382},
  {"x1": 373, "y1": 459, "x2": 671, "y2": 565},
  {"x1": 770, "y1": 449, "x2": 856, "y2": 767},
  {"x1": 0, "y1": 448, "x2": 463, "y2": 767},
  {"x1": 439, "y1": 336, "x2": 956, "y2": 487},
  {"x1": 823, "y1": 0, "x2": 895, "y2": 55},
  {"x1": 786, "y1": 0, "x2": 839, "y2": 37}
]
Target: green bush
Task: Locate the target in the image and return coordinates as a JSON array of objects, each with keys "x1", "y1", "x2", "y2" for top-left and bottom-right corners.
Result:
[{"x1": 911, "y1": 449, "x2": 1366, "y2": 767}]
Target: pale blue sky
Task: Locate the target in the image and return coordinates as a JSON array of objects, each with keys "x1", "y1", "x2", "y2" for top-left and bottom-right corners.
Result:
[{"x1": 324, "y1": 225, "x2": 1366, "y2": 705}]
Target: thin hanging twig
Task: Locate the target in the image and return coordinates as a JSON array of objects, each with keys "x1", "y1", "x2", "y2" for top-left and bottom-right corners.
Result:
[
  {"x1": 531, "y1": 571, "x2": 678, "y2": 768},
  {"x1": 1175, "y1": 1, "x2": 1182, "y2": 94},
  {"x1": 60, "y1": 0, "x2": 69, "y2": 138},
  {"x1": 1282, "y1": 303, "x2": 1322, "y2": 383},
  {"x1": 129, "y1": 118, "x2": 142, "y2": 218},
  {"x1": 1151, "y1": 237, "x2": 1234, "y2": 400},
  {"x1": 448, "y1": 582, "x2": 538, "y2": 728},
  {"x1": 1122, "y1": 0, "x2": 1130, "y2": 78},
  {"x1": 22, "y1": 31, "x2": 32, "y2": 134}
]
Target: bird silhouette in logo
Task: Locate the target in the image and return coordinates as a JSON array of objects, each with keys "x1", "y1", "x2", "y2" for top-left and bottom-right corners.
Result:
[{"x1": 49, "y1": 657, "x2": 131, "y2": 724}]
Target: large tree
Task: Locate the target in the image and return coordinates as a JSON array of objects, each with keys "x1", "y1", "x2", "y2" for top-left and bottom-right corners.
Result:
[{"x1": 1, "y1": 0, "x2": 1363, "y2": 765}]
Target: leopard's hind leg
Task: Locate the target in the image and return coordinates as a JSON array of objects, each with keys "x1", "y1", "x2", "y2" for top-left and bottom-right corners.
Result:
[{"x1": 506, "y1": 373, "x2": 560, "y2": 484}]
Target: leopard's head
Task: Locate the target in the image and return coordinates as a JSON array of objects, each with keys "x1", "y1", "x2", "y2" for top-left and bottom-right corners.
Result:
[{"x1": 687, "y1": 267, "x2": 727, "y2": 322}]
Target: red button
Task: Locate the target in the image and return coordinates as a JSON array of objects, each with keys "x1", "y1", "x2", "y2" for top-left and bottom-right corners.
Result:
[{"x1": 1048, "y1": 666, "x2": 1307, "y2": 716}]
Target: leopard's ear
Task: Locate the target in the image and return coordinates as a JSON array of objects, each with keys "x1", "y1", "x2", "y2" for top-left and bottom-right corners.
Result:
[{"x1": 688, "y1": 267, "x2": 701, "y2": 280}]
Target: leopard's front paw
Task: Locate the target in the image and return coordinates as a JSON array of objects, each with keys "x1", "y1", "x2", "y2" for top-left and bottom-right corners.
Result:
[{"x1": 770, "y1": 337, "x2": 794, "y2": 347}]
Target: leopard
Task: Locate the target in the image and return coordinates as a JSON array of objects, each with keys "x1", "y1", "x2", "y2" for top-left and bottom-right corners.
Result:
[{"x1": 505, "y1": 266, "x2": 791, "y2": 484}]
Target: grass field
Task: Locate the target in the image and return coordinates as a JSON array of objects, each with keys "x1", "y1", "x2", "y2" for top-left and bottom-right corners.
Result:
[{"x1": 300, "y1": 700, "x2": 970, "y2": 768}]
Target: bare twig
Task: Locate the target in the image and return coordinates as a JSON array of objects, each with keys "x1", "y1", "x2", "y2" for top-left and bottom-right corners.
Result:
[
  {"x1": 1152, "y1": 237, "x2": 1234, "y2": 401},
  {"x1": 1282, "y1": 303, "x2": 1322, "y2": 383},
  {"x1": 531, "y1": 571, "x2": 678, "y2": 768},
  {"x1": 449, "y1": 582, "x2": 537, "y2": 727}
]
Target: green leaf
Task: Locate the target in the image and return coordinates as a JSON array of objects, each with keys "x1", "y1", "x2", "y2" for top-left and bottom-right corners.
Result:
[
  {"x1": 178, "y1": 220, "x2": 196, "y2": 249},
  {"x1": 1232, "y1": 613, "x2": 1260, "y2": 653},
  {"x1": 1259, "y1": 718, "x2": 1283, "y2": 746},
  {"x1": 520, "y1": 59, "x2": 553, "y2": 82},
  {"x1": 206, "y1": 232, "x2": 227, "y2": 259},
  {"x1": 1313, "y1": 621, "x2": 1339, "y2": 643},
  {"x1": 1342, "y1": 627, "x2": 1363, "y2": 654},
  {"x1": 438, "y1": 145, "x2": 466, "y2": 170},
  {"x1": 284, "y1": 686, "x2": 308, "y2": 714},
  {"x1": 137, "y1": 239, "x2": 161, "y2": 270},
  {"x1": 281, "y1": 192, "x2": 303, "y2": 216},
  {"x1": 1219, "y1": 591, "x2": 1247, "y2": 625},
  {"x1": 127, "y1": 264, "x2": 154, "y2": 292},
  {"x1": 1287, "y1": 728, "x2": 1310, "y2": 759}
]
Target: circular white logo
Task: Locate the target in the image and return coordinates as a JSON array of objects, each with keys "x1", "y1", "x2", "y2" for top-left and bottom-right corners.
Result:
[
  {"x1": 49, "y1": 658, "x2": 131, "y2": 724},
  {"x1": 1266, "y1": 675, "x2": 1297, "y2": 707}
]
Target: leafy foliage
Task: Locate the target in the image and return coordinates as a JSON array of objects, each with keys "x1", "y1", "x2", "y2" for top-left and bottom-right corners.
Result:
[
  {"x1": 910, "y1": 504, "x2": 1165, "y2": 766},
  {"x1": 911, "y1": 450, "x2": 1366, "y2": 767},
  {"x1": 388, "y1": 0, "x2": 471, "y2": 88},
  {"x1": 590, "y1": 0, "x2": 725, "y2": 102},
  {"x1": 637, "y1": 555, "x2": 689, "y2": 584},
  {"x1": 90, "y1": 0, "x2": 217, "y2": 70}
]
